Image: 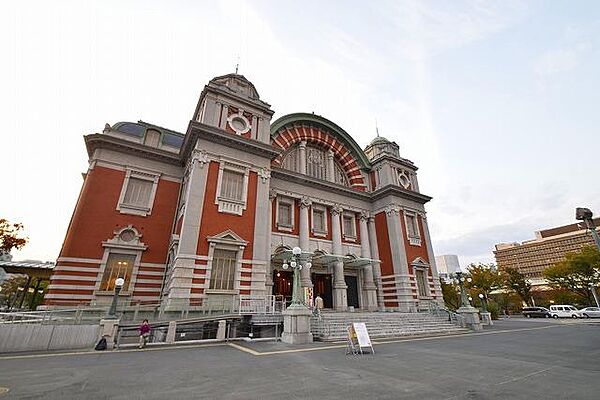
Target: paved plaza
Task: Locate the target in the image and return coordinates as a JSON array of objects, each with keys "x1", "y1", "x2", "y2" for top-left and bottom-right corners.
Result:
[{"x1": 0, "y1": 319, "x2": 598, "y2": 399}]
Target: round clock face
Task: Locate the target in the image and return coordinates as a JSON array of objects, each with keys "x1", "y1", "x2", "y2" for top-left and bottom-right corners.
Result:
[{"x1": 227, "y1": 113, "x2": 251, "y2": 135}]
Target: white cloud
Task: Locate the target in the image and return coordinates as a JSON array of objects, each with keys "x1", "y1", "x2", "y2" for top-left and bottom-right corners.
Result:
[{"x1": 535, "y1": 43, "x2": 591, "y2": 76}]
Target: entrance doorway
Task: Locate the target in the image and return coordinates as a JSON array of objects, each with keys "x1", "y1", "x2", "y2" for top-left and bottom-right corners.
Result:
[
  {"x1": 272, "y1": 270, "x2": 293, "y2": 303},
  {"x1": 312, "y1": 273, "x2": 333, "y2": 308},
  {"x1": 345, "y1": 275, "x2": 359, "y2": 309}
]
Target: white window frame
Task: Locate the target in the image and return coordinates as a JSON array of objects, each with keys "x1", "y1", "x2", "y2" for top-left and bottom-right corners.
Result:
[
  {"x1": 214, "y1": 159, "x2": 250, "y2": 216},
  {"x1": 414, "y1": 268, "x2": 430, "y2": 298},
  {"x1": 117, "y1": 168, "x2": 160, "y2": 216},
  {"x1": 205, "y1": 230, "x2": 247, "y2": 295},
  {"x1": 404, "y1": 211, "x2": 421, "y2": 246},
  {"x1": 342, "y1": 212, "x2": 357, "y2": 241},
  {"x1": 94, "y1": 226, "x2": 147, "y2": 297},
  {"x1": 276, "y1": 196, "x2": 295, "y2": 232},
  {"x1": 311, "y1": 204, "x2": 328, "y2": 237}
]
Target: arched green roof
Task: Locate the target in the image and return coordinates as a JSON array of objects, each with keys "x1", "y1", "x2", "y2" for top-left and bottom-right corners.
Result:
[{"x1": 270, "y1": 113, "x2": 371, "y2": 169}]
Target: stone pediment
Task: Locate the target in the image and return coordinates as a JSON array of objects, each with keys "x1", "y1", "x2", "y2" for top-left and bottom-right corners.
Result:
[
  {"x1": 206, "y1": 229, "x2": 248, "y2": 246},
  {"x1": 410, "y1": 257, "x2": 430, "y2": 269}
]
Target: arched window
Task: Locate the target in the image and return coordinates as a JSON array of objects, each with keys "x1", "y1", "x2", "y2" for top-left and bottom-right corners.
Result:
[
  {"x1": 282, "y1": 147, "x2": 301, "y2": 173},
  {"x1": 334, "y1": 163, "x2": 349, "y2": 186},
  {"x1": 281, "y1": 143, "x2": 350, "y2": 186},
  {"x1": 306, "y1": 146, "x2": 327, "y2": 180}
]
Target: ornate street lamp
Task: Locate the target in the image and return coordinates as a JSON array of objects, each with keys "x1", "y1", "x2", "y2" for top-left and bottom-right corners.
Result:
[
  {"x1": 454, "y1": 271, "x2": 472, "y2": 308},
  {"x1": 106, "y1": 277, "x2": 125, "y2": 319},
  {"x1": 478, "y1": 293, "x2": 488, "y2": 313},
  {"x1": 282, "y1": 247, "x2": 312, "y2": 309}
]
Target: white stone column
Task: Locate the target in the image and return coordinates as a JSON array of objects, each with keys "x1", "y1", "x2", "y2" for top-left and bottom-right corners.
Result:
[
  {"x1": 421, "y1": 213, "x2": 443, "y2": 307},
  {"x1": 165, "y1": 149, "x2": 210, "y2": 310},
  {"x1": 299, "y1": 196, "x2": 313, "y2": 289},
  {"x1": 368, "y1": 216, "x2": 385, "y2": 310},
  {"x1": 360, "y1": 212, "x2": 378, "y2": 311},
  {"x1": 250, "y1": 115, "x2": 258, "y2": 140},
  {"x1": 326, "y1": 150, "x2": 335, "y2": 182},
  {"x1": 299, "y1": 141, "x2": 307, "y2": 175},
  {"x1": 219, "y1": 104, "x2": 229, "y2": 129},
  {"x1": 385, "y1": 205, "x2": 414, "y2": 312},
  {"x1": 265, "y1": 190, "x2": 277, "y2": 295},
  {"x1": 250, "y1": 168, "x2": 272, "y2": 296},
  {"x1": 331, "y1": 205, "x2": 347, "y2": 311}
]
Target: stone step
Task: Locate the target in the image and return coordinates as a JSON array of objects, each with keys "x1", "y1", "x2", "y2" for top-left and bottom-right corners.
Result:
[{"x1": 310, "y1": 312, "x2": 466, "y2": 342}]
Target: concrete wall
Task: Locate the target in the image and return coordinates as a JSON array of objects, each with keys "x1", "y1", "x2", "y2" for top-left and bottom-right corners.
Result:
[{"x1": 0, "y1": 324, "x2": 100, "y2": 353}]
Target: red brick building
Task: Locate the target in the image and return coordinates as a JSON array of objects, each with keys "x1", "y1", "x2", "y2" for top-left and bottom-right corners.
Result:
[{"x1": 44, "y1": 74, "x2": 443, "y2": 312}]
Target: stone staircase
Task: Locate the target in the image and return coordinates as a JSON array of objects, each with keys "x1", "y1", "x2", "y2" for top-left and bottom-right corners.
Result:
[{"x1": 310, "y1": 311, "x2": 468, "y2": 342}]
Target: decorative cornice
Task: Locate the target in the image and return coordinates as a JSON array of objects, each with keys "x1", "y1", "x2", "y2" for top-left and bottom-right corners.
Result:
[
  {"x1": 181, "y1": 121, "x2": 281, "y2": 163},
  {"x1": 300, "y1": 196, "x2": 312, "y2": 208},
  {"x1": 271, "y1": 168, "x2": 371, "y2": 201},
  {"x1": 85, "y1": 134, "x2": 180, "y2": 166},
  {"x1": 331, "y1": 205, "x2": 344, "y2": 216},
  {"x1": 385, "y1": 204, "x2": 400, "y2": 216},
  {"x1": 371, "y1": 184, "x2": 432, "y2": 204}
]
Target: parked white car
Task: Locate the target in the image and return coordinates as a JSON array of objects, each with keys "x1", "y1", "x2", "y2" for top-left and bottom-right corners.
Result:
[
  {"x1": 549, "y1": 305, "x2": 581, "y2": 318},
  {"x1": 579, "y1": 307, "x2": 600, "y2": 318}
]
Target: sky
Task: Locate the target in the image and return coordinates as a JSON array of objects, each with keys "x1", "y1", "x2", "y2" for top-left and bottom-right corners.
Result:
[{"x1": 1, "y1": 0, "x2": 599, "y2": 267}]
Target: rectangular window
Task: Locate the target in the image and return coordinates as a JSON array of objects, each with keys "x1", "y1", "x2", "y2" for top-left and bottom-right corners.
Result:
[
  {"x1": 220, "y1": 170, "x2": 244, "y2": 201},
  {"x1": 415, "y1": 269, "x2": 428, "y2": 297},
  {"x1": 210, "y1": 249, "x2": 237, "y2": 291},
  {"x1": 406, "y1": 214, "x2": 418, "y2": 237},
  {"x1": 313, "y1": 209, "x2": 326, "y2": 232},
  {"x1": 100, "y1": 254, "x2": 136, "y2": 291},
  {"x1": 123, "y1": 178, "x2": 153, "y2": 208},
  {"x1": 278, "y1": 202, "x2": 292, "y2": 227},
  {"x1": 343, "y1": 214, "x2": 356, "y2": 238}
]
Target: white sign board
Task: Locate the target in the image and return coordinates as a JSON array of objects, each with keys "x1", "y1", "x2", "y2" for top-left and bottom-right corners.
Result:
[
  {"x1": 353, "y1": 323, "x2": 372, "y2": 348},
  {"x1": 347, "y1": 322, "x2": 374, "y2": 354}
]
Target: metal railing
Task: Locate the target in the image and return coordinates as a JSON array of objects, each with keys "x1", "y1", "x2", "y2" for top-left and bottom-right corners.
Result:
[
  {"x1": 0, "y1": 307, "x2": 107, "y2": 325},
  {"x1": 427, "y1": 302, "x2": 465, "y2": 327},
  {"x1": 237, "y1": 295, "x2": 286, "y2": 314}
]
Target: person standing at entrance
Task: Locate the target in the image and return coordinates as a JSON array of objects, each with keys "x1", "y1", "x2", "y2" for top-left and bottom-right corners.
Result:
[
  {"x1": 315, "y1": 294, "x2": 324, "y2": 319},
  {"x1": 139, "y1": 319, "x2": 151, "y2": 349}
]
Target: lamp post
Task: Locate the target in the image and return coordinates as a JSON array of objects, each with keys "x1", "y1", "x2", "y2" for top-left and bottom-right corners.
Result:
[
  {"x1": 280, "y1": 246, "x2": 314, "y2": 344},
  {"x1": 452, "y1": 271, "x2": 483, "y2": 331},
  {"x1": 576, "y1": 208, "x2": 600, "y2": 307},
  {"x1": 281, "y1": 246, "x2": 312, "y2": 309},
  {"x1": 106, "y1": 277, "x2": 125, "y2": 319},
  {"x1": 478, "y1": 293, "x2": 488, "y2": 313},
  {"x1": 454, "y1": 271, "x2": 471, "y2": 308}
]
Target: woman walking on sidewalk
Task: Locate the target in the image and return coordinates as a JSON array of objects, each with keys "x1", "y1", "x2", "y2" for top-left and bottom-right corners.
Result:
[{"x1": 139, "y1": 319, "x2": 151, "y2": 349}]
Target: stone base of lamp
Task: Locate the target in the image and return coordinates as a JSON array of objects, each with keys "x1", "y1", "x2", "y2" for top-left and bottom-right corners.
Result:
[
  {"x1": 99, "y1": 318, "x2": 120, "y2": 350},
  {"x1": 281, "y1": 306, "x2": 313, "y2": 344},
  {"x1": 457, "y1": 306, "x2": 483, "y2": 331},
  {"x1": 480, "y1": 312, "x2": 493, "y2": 326}
]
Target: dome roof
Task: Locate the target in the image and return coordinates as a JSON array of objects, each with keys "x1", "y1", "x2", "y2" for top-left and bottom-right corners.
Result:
[{"x1": 369, "y1": 135, "x2": 390, "y2": 146}]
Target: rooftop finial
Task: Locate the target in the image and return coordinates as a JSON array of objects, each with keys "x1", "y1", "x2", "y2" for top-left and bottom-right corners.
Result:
[
  {"x1": 235, "y1": 55, "x2": 240, "y2": 75},
  {"x1": 375, "y1": 119, "x2": 380, "y2": 137}
]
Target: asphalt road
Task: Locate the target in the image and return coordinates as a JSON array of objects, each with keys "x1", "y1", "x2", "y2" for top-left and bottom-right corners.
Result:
[{"x1": 0, "y1": 319, "x2": 598, "y2": 400}]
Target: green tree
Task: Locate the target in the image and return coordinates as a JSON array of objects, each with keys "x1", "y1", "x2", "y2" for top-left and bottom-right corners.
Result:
[
  {"x1": 503, "y1": 266, "x2": 533, "y2": 306},
  {"x1": 0, "y1": 275, "x2": 28, "y2": 308},
  {"x1": 543, "y1": 245, "x2": 600, "y2": 305},
  {"x1": 465, "y1": 263, "x2": 503, "y2": 298},
  {"x1": 440, "y1": 279, "x2": 461, "y2": 310},
  {"x1": 0, "y1": 218, "x2": 28, "y2": 255}
]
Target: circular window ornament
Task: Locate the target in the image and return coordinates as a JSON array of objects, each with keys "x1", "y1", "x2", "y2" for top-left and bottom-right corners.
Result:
[
  {"x1": 119, "y1": 229, "x2": 136, "y2": 242},
  {"x1": 227, "y1": 113, "x2": 251, "y2": 135},
  {"x1": 398, "y1": 170, "x2": 411, "y2": 189}
]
